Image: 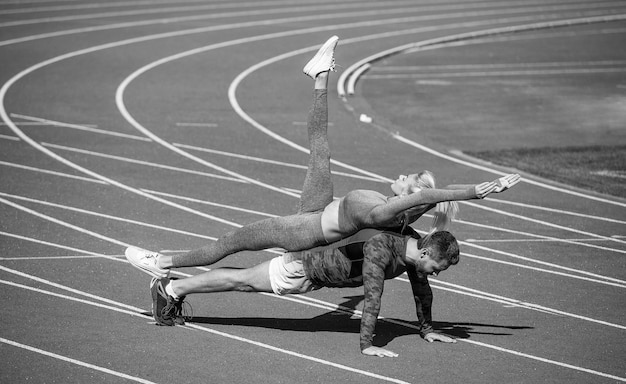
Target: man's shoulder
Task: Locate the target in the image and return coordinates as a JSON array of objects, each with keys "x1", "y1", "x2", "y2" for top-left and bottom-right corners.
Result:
[{"x1": 362, "y1": 231, "x2": 409, "y2": 258}]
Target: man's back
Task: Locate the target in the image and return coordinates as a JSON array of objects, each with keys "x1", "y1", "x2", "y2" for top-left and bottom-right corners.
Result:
[{"x1": 292, "y1": 229, "x2": 411, "y2": 288}]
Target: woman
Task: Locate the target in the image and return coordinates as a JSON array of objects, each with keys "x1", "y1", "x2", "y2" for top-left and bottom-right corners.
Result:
[{"x1": 126, "y1": 35, "x2": 519, "y2": 278}]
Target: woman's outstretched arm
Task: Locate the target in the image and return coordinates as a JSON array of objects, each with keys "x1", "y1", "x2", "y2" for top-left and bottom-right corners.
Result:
[{"x1": 368, "y1": 183, "x2": 496, "y2": 223}]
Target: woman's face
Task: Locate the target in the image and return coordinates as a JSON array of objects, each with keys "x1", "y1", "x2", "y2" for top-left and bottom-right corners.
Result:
[{"x1": 391, "y1": 174, "x2": 421, "y2": 196}]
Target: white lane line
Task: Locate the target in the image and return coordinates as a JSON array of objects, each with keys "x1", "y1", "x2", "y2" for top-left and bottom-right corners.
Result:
[
  {"x1": 466, "y1": 238, "x2": 623, "y2": 243},
  {"x1": 0, "y1": 1, "x2": 425, "y2": 46},
  {"x1": 176, "y1": 122, "x2": 218, "y2": 127},
  {"x1": 0, "y1": 197, "x2": 133, "y2": 248},
  {"x1": 117, "y1": 4, "x2": 621, "y2": 184},
  {"x1": 4, "y1": 228, "x2": 626, "y2": 384},
  {"x1": 0, "y1": 193, "x2": 228, "y2": 240},
  {"x1": 461, "y1": 251, "x2": 626, "y2": 289},
  {"x1": 393, "y1": 131, "x2": 626, "y2": 207},
  {"x1": 0, "y1": 264, "x2": 145, "y2": 312},
  {"x1": 0, "y1": 231, "x2": 113, "y2": 258},
  {"x1": 3, "y1": 5, "x2": 622, "y2": 226},
  {"x1": 3, "y1": 258, "x2": 625, "y2": 382},
  {"x1": 174, "y1": 142, "x2": 385, "y2": 182},
  {"x1": 0, "y1": 0, "x2": 533, "y2": 27},
  {"x1": 485, "y1": 198, "x2": 626, "y2": 225},
  {"x1": 11, "y1": 113, "x2": 150, "y2": 141},
  {"x1": 0, "y1": 193, "x2": 240, "y2": 238},
  {"x1": 3, "y1": 154, "x2": 621, "y2": 260},
  {"x1": 363, "y1": 68, "x2": 626, "y2": 78},
  {"x1": 2, "y1": 151, "x2": 623, "y2": 283},
  {"x1": 461, "y1": 200, "x2": 626, "y2": 247},
  {"x1": 335, "y1": 14, "x2": 626, "y2": 208},
  {"x1": 0, "y1": 0, "x2": 364, "y2": 17},
  {"x1": 2, "y1": 183, "x2": 624, "y2": 287},
  {"x1": 2, "y1": 189, "x2": 624, "y2": 329},
  {"x1": 0, "y1": 337, "x2": 158, "y2": 384},
  {"x1": 461, "y1": 240, "x2": 626, "y2": 285},
  {"x1": 0, "y1": 160, "x2": 108, "y2": 184},
  {"x1": 0, "y1": 278, "x2": 412, "y2": 384},
  {"x1": 141, "y1": 189, "x2": 280, "y2": 218},
  {"x1": 41, "y1": 142, "x2": 247, "y2": 184},
  {"x1": 455, "y1": 215, "x2": 626, "y2": 254},
  {"x1": 430, "y1": 278, "x2": 626, "y2": 329},
  {"x1": 372, "y1": 60, "x2": 626, "y2": 71}
]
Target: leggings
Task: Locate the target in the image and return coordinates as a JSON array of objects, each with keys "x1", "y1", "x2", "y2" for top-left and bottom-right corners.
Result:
[{"x1": 172, "y1": 89, "x2": 333, "y2": 268}]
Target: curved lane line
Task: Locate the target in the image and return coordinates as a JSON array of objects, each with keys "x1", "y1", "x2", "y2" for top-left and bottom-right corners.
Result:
[
  {"x1": 338, "y1": 14, "x2": 626, "y2": 208},
  {"x1": 3, "y1": 4, "x2": 620, "y2": 208},
  {"x1": 116, "y1": 4, "x2": 625, "y2": 182}
]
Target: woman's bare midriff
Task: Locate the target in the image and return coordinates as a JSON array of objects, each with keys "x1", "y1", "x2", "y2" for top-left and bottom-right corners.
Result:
[{"x1": 320, "y1": 199, "x2": 342, "y2": 243}]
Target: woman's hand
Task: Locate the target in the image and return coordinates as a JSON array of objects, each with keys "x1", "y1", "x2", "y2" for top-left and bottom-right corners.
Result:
[
  {"x1": 474, "y1": 181, "x2": 497, "y2": 198},
  {"x1": 361, "y1": 346, "x2": 399, "y2": 358},
  {"x1": 493, "y1": 173, "x2": 521, "y2": 193}
]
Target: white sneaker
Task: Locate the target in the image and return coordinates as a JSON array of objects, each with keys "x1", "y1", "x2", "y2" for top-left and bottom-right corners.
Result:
[
  {"x1": 303, "y1": 35, "x2": 339, "y2": 79},
  {"x1": 125, "y1": 246, "x2": 170, "y2": 278}
]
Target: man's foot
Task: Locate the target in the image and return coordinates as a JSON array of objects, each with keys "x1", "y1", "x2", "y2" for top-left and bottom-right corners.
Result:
[
  {"x1": 125, "y1": 246, "x2": 169, "y2": 278},
  {"x1": 303, "y1": 35, "x2": 339, "y2": 79},
  {"x1": 150, "y1": 277, "x2": 189, "y2": 326}
]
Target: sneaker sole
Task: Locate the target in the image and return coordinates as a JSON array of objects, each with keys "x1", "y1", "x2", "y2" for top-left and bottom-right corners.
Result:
[
  {"x1": 125, "y1": 247, "x2": 169, "y2": 279},
  {"x1": 303, "y1": 35, "x2": 338, "y2": 77},
  {"x1": 150, "y1": 278, "x2": 175, "y2": 326}
]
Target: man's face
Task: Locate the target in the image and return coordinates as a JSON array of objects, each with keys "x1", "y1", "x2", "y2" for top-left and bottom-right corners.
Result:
[{"x1": 416, "y1": 250, "x2": 450, "y2": 277}]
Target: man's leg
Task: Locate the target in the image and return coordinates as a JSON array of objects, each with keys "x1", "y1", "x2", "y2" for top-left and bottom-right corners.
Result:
[{"x1": 169, "y1": 260, "x2": 274, "y2": 296}]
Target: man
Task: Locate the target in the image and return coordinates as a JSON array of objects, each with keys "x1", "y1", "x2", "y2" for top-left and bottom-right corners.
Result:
[{"x1": 146, "y1": 228, "x2": 459, "y2": 358}]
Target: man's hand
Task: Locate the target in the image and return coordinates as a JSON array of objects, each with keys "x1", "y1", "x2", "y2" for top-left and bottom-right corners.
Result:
[
  {"x1": 361, "y1": 346, "x2": 399, "y2": 358},
  {"x1": 424, "y1": 332, "x2": 456, "y2": 343},
  {"x1": 493, "y1": 173, "x2": 521, "y2": 193}
]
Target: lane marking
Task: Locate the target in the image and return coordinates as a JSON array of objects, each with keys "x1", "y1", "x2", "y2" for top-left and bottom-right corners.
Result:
[
  {"x1": 461, "y1": 240, "x2": 626, "y2": 285},
  {"x1": 460, "y1": 251, "x2": 626, "y2": 288},
  {"x1": 0, "y1": 337, "x2": 158, "y2": 384},
  {"x1": 0, "y1": 160, "x2": 108, "y2": 184},
  {"x1": 461, "y1": 200, "x2": 626, "y2": 247},
  {"x1": 2, "y1": 153, "x2": 624, "y2": 283},
  {"x1": 116, "y1": 3, "x2": 625, "y2": 185},
  {"x1": 2, "y1": 182, "x2": 624, "y2": 287},
  {"x1": 174, "y1": 142, "x2": 384, "y2": 182},
  {"x1": 0, "y1": 0, "x2": 365, "y2": 17},
  {"x1": 0, "y1": 193, "x2": 226, "y2": 240},
  {"x1": 42, "y1": 142, "x2": 248, "y2": 184},
  {"x1": 466, "y1": 238, "x2": 624, "y2": 243},
  {"x1": 176, "y1": 122, "x2": 218, "y2": 127},
  {"x1": 11, "y1": 113, "x2": 150, "y2": 141},
  {"x1": 372, "y1": 60, "x2": 626, "y2": 71},
  {"x1": 485, "y1": 198, "x2": 626, "y2": 225},
  {"x1": 2, "y1": 270, "x2": 625, "y2": 383},
  {"x1": 363, "y1": 67, "x2": 626, "y2": 78},
  {"x1": 0, "y1": 278, "x2": 412, "y2": 384},
  {"x1": 428, "y1": 278, "x2": 626, "y2": 329}
]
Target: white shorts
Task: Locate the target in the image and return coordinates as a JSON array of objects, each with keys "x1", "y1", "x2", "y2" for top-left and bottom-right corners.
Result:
[{"x1": 268, "y1": 254, "x2": 318, "y2": 296}]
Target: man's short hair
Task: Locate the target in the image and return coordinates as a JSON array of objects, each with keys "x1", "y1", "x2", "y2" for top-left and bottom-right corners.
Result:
[{"x1": 422, "y1": 231, "x2": 460, "y2": 265}]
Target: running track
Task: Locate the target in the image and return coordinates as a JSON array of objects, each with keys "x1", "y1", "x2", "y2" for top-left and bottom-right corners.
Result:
[{"x1": 1, "y1": 1, "x2": 625, "y2": 383}]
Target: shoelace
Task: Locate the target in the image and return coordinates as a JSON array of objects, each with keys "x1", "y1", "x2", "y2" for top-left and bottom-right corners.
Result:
[
  {"x1": 329, "y1": 58, "x2": 337, "y2": 72},
  {"x1": 160, "y1": 296, "x2": 193, "y2": 325},
  {"x1": 160, "y1": 299, "x2": 178, "y2": 323},
  {"x1": 174, "y1": 298, "x2": 193, "y2": 325}
]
